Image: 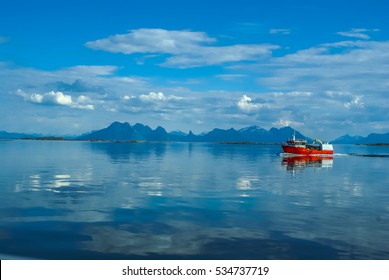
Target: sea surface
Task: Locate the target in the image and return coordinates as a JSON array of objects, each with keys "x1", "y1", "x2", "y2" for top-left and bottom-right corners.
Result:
[{"x1": 1, "y1": 140, "x2": 389, "y2": 259}]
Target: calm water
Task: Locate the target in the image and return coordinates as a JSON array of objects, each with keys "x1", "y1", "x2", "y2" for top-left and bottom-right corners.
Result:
[{"x1": 1, "y1": 140, "x2": 389, "y2": 259}]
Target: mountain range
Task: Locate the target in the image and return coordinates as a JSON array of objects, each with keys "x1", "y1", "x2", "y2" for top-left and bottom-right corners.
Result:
[
  {"x1": 331, "y1": 132, "x2": 389, "y2": 144},
  {"x1": 0, "y1": 131, "x2": 41, "y2": 139},
  {"x1": 1, "y1": 121, "x2": 389, "y2": 144},
  {"x1": 77, "y1": 121, "x2": 309, "y2": 143}
]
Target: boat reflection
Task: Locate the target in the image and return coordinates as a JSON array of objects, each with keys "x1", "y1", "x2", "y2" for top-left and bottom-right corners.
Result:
[{"x1": 282, "y1": 155, "x2": 333, "y2": 171}]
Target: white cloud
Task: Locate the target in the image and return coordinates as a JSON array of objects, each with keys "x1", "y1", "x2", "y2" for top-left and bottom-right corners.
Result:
[
  {"x1": 85, "y1": 28, "x2": 279, "y2": 68},
  {"x1": 86, "y1": 28, "x2": 215, "y2": 54},
  {"x1": 58, "y1": 65, "x2": 118, "y2": 77},
  {"x1": 288, "y1": 91, "x2": 312, "y2": 97},
  {"x1": 269, "y1": 28, "x2": 291, "y2": 35},
  {"x1": 29, "y1": 93, "x2": 43, "y2": 103},
  {"x1": 259, "y1": 40, "x2": 389, "y2": 94},
  {"x1": 2, "y1": 63, "x2": 149, "y2": 110},
  {"x1": 216, "y1": 74, "x2": 246, "y2": 81},
  {"x1": 0, "y1": 64, "x2": 123, "y2": 93},
  {"x1": 273, "y1": 119, "x2": 303, "y2": 128},
  {"x1": 337, "y1": 28, "x2": 380, "y2": 40},
  {"x1": 272, "y1": 91, "x2": 312, "y2": 97},
  {"x1": 122, "y1": 95, "x2": 135, "y2": 100},
  {"x1": 344, "y1": 96, "x2": 364, "y2": 109},
  {"x1": 18, "y1": 90, "x2": 95, "y2": 110},
  {"x1": 139, "y1": 92, "x2": 183, "y2": 103},
  {"x1": 236, "y1": 95, "x2": 266, "y2": 113},
  {"x1": 115, "y1": 91, "x2": 189, "y2": 117},
  {"x1": 163, "y1": 44, "x2": 277, "y2": 68}
]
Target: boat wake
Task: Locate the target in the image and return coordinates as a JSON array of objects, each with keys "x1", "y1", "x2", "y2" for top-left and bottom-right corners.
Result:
[
  {"x1": 333, "y1": 153, "x2": 389, "y2": 158},
  {"x1": 279, "y1": 152, "x2": 389, "y2": 158},
  {"x1": 333, "y1": 153, "x2": 349, "y2": 157},
  {"x1": 346, "y1": 153, "x2": 389, "y2": 158}
]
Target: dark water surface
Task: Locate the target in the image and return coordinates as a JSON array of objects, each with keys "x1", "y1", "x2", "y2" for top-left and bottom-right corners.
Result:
[{"x1": 1, "y1": 140, "x2": 388, "y2": 259}]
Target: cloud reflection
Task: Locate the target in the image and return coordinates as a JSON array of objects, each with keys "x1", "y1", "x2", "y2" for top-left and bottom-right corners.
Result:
[{"x1": 80, "y1": 222, "x2": 271, "y2": 257}]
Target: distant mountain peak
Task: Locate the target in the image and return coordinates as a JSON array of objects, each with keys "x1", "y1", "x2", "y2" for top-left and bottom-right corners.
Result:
[
  {"x1": 169, "y1": 130, "x2": 188, "y2": 137},
  {"x1": 239, "y1": 125, "x2": 263, "y2": 132},
  {"x1": 109, "y1": 121, "x2": 130, "y2": 127},
  {"x1": 332, "y1": 134, "x2": 364, "y2": 144}
]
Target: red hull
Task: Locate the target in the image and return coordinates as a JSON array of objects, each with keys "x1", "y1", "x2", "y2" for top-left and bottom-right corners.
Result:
[
  {"x1": 282, "y1": 145, "x2": 333, "y2": 155},
  {"x1": 282, "y1": 155, "x2": 333, "y2": 163}
]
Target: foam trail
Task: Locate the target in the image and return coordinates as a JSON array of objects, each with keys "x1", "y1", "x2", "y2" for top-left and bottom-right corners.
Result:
[
  {"x1": 334, "y1": 153, "x2": 350, "y2": 157},
  {"x1": 348, "y1": 153, "x2": 389, "y2": 158}
]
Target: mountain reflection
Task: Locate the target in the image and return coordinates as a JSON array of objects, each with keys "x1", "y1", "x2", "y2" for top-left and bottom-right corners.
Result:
[
  {"x1": 89, "y1": 141, "x2": 168, "y2": 162},
  {"x1": 282, "y1": 155, "x2": 333, "y2": 171}
]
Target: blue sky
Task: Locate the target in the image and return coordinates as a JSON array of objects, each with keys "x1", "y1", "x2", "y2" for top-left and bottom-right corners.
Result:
[{"x1": 1, "y1": 0, "x2": 388, "y2": 139}]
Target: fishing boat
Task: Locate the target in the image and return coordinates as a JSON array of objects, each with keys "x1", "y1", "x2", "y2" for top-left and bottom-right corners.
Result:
[{"x1": 282, "y1": 132, "x2": 333, "y2": 155}]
